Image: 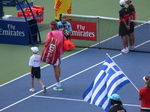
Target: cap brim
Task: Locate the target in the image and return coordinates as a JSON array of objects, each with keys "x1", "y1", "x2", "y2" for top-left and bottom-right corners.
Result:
[
  {"x1": 31, "y1": 47, "x2": 38, "y2": 53},
  {"x1": 143, "y1": 76, "x2": 147, "y2": 82},
  {"x1": 108, "y1": 96, "x2": 113, "y2": 100},
  {"x1": 31, "y1": 47, "x2": 34, "y2": 51}
]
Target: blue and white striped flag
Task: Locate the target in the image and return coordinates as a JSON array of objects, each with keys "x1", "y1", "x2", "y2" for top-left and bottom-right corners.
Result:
[{"x1": 82, "y1": 56, "x2": 130, "y2": 111}]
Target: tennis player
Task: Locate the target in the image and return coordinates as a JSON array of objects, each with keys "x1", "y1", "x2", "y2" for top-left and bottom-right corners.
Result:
[
  {"x1": 29, "y1": 47, "x2": 46, "y2": 93},
  {"x1": 119, "y1": 0, "x2": 130, "y2": 54},
  {"x1": 138, "y1": 76, "x2": 150, "y2": 112},
  {"x1": 45, "y1": 20, "x2": 66, "y2": 91},
  {"x1": 57, "y1": 15, "x2": 72, "y2": 40},
  {"x1": 125, "y1": 0, "x2": 136, "y2": 50}
]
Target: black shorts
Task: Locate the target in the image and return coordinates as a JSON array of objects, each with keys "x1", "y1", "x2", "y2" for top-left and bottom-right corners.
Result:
[
  {"x1": 128, "y1": 22, "x2": 134, "y2": 34},
  {"x1": 119, "y1": 22, "x2": 128, "y2": 37},
  {"x1": 31, "y1": 67, "x2": 41, "y2": 78}
]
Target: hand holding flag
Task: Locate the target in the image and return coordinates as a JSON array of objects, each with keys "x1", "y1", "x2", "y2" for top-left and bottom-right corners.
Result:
[{"x1": 83, "y1": 55, "x2": 131, "y2": 111}]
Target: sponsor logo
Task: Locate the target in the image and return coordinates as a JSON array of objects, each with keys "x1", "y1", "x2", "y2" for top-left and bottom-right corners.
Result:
[
  {"x1": 55, "y1": 0, "x2": 62, "y2": 17},
  {"x1": 67, "y1": 3, "x2": 72, "y2": 14},
  {"x1": 72, "y1": 24, "x2": 95, "y2": 38},
  {"x1": 45, "y1": 43, "x2": 56, "y2": 63},
  {"x1": 0, "y1": 24, "x2": 25, "y2": 37},
  {"x1": 69, "y1": 21, "x2": 97, "y2": 41}
]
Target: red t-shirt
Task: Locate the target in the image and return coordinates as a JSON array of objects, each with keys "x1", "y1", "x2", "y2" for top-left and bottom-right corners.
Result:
[{"x1": 139, "y1": 87, "x2": 150, "y2": 112}]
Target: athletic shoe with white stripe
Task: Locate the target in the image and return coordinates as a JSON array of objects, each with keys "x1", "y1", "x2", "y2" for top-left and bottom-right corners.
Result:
[
  {"x1": 29, "y1": 88, "x2": 35, "y2": 92},
  {"x1": 121, "y1": 48, "x2": 129, "y2": 54},
  {"x1": 53, "y1": 86, "x2": 63, "y2": 91},
  {"x1": 129, "y1": 46, "x2": 135, "y2": 50}
]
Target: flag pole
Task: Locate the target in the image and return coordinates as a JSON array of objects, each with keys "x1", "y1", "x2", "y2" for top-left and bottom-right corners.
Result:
[{"x1": 106, "y1": 53, "x2": 139, "y2": 92}]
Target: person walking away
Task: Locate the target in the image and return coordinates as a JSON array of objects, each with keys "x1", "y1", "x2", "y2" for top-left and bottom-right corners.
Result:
[
  {"x1": 108, "y1": 93, "x2": 127, "y2": 112},
  {"x1": 119, "y1": 0, "x2": 130, "y2": 54},
  {"x1": 45, "y1": 20, "x2": 66, "y2": 91},
  {"x1": 125, "y1": 0, "x2": 136, "y2": 50},
  {"x1": 138, "y1": 75, "x2": 150, "y2": 112},
  {"x1": 29, "y1": 47, "x2": 46, "y2": 93}
]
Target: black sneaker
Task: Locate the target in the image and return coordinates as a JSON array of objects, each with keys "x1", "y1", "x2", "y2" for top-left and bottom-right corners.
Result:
[{"x1": 43, "y1": 86, "x2": 47, "y2": 93}]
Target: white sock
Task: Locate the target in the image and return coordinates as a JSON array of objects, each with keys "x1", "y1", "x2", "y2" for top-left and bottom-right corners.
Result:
[{"x1": 57, "y1": 82, "x2": 61, "y2": 87}]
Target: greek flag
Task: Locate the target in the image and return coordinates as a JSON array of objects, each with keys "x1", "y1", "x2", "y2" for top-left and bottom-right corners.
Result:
[{"x1": 82, "y1": 56, "x2": 130, "y2": 111}]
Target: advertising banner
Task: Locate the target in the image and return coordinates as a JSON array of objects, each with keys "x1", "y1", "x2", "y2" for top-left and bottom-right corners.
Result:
[
  {"x1": 69, "y1": 20, "x2": 97, "y2": 41},
  {"x1": 3, "y1": 0, "x2": 25, "y2": 6},
  {"x1": 0, "y1": 18, "x2": 29, "y2": 45},
  {"x1": 54, "y1": 0, "x2": 72, "y2": 20}
]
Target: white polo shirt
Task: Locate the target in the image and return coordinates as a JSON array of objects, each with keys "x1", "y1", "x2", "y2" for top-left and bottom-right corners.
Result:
[{"x1": 29, "y1": 54, "x2": 42, "y2": 67}]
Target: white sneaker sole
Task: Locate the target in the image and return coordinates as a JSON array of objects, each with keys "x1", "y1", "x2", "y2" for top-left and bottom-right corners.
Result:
[{"x1": 121, "y1": 51, "x2": 129, "y2": 54}]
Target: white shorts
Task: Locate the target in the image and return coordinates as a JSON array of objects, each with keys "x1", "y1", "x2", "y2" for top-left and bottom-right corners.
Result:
[{"x1": 53, "y1": 55, "x2": 62, "y2": 66}]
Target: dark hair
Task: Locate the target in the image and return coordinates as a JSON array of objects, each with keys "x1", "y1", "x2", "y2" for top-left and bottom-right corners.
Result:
[
  {"x1": 120, "y1": 5, "x2": 125, "y2": 7},
  {"x1": 110, "y1": 99, "x2": 123, "y2": 105},
  {"x1": 145, "y1": 76, "x2": 150, "y2": 90},
  {"x1": 50, "y1": 20, "x2": 58, "y2": 30}
]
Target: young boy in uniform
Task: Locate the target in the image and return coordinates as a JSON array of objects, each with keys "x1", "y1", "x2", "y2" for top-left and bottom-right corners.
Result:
[
  {"x1": 119, "y1": 0, "x2": 130, "y2": 54},
  {"x1": 29, "y1": 47, "x2": 46, "y2": 93}
]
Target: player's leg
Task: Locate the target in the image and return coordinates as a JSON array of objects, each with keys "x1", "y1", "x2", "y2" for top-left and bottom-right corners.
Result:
[
  {"x1": 52, "y1": 57, "x2": 63, "y2": 91},
  {"x1": 37, "y1": 78, "x2": 47, "y2": 93},
  {"x1": 36, "y1": 67, "x2": 46, "y2": 93},
  {"x1": 128, "y1": 22, "x2": 135, "y2": 50},
  {"x1": 29, "y1": 76, "x2": 35, "y2": 92},
  {"x1": 121, "y1": 35, "x2": 129, "y2": 53}
]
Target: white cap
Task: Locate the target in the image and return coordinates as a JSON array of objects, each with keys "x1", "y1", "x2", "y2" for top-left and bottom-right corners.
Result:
[
  {"x1": 31, "y1": 47, "x2": 39, "y2": 53},
  {"x1": 119, "y1": 0, "x2": 125, "y2": 6},
  {"x1": 143, "y1": 76, "x2": 147, "y2": 82}
]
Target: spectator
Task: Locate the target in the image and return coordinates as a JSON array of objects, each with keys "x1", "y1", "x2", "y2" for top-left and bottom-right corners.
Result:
[
  {"x1": 138, "y1": 75, "x2": 150, "y2": 112},
  {"x1": 108, "y1": 93, "x2": 127, "y2": 112},
  {"x1": 57, "y1": 15, "x2": 72, "y2": 40}
]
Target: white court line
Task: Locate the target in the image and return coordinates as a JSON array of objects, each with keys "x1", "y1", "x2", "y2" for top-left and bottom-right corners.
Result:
[
  {"x1": 135, "y1": 40, "x2": 150, "y2": 48},
  {"x1": 1, "y1": 22, "x2": 149, "y2": 88},
  {"x1": 1, "y1": 38, "x2": 147, "y2": 110},
  {"x1": 0, "y1": 53, "x2": 122, "y2": 111},
  {"x1": 34, "y1": 95, "x2": 84, "y2": 102},
  {"x1": 1, "y1": 22, "x2": 148, "y2": 111},
  {"x1": 33, "y1": 95, "x2": 140, "y2": 107},
  {"x1": 0, "y1": 48, "x2": 88, "y2": 88}
]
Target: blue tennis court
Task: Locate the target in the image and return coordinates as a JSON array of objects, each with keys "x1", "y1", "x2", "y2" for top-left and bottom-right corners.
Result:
[{"x1": 1, "y1": 48, "x2": 150, "y2": 112}]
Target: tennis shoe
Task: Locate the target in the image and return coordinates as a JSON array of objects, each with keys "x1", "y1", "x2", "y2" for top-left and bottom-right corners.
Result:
[
  {"x1": 29, "y1": 88, "x2": 35, "y2": 92},
  {"x1": 53, "y1": 86, "x2": 63, "y2": 91},
  {"x1": 55, "y1": 83, "x2": 59, "y2": 87},
  {"x1": 121, "y1": 48, "x2": 129, "y2": 54},
  {"x1": 129, "y1": 46, "x2": 135, "y2": 50},
  {"x1": 43, "y1": 86, "x2": 47, "y2": 93}
]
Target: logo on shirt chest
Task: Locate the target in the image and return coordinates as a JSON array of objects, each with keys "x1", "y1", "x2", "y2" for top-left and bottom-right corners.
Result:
[{"x1": 34, "y1": 60, "x2": 40, "y2": 62}]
